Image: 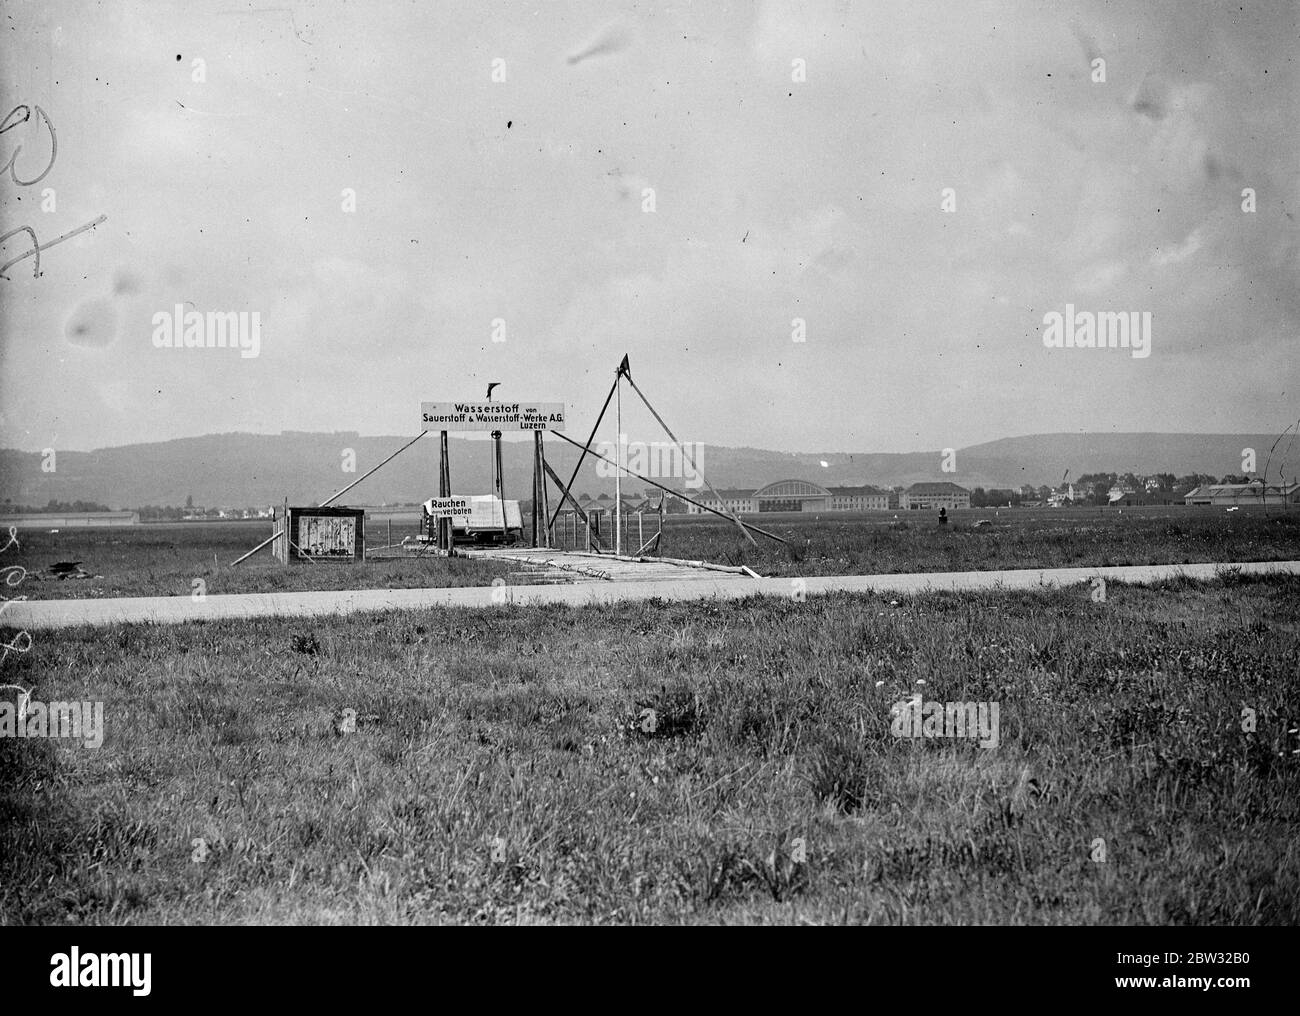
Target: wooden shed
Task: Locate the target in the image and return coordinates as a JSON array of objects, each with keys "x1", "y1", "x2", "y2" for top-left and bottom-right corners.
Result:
[{"x1": 273, "y1": 505, "x2": 365, "y2": 563}]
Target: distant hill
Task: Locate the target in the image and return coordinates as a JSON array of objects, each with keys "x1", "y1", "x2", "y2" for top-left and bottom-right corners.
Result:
[{"x1": 0, "y1": 431, "x2": 1288, "y2": 510}]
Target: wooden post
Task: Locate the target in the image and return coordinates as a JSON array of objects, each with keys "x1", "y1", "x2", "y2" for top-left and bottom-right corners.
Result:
[
  {"x1": 439, "y1": 430, "x2": 450, "y2": 551},
  {"x1": 492, "y1": 429, "x2": 506, "y2": 543},
  {"x1": 614, "y1": 371, "x2": 622, "y2": 555},
  {"x1": 540, "y1": 436, "x2": 551, "y2": 549},
  {"x1": 531, "y1": 431, "x2": 540, "y2": 547}
]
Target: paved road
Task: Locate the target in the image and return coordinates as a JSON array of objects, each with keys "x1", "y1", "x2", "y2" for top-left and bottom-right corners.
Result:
[{"x1": 6, "y1": 560, "x2": 1298, "y2": 630}]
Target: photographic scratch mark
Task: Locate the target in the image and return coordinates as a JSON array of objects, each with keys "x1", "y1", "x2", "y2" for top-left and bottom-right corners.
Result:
[
  {"x1": 173, "y1": 102, "x2": 253, "y2": 118},
  {"x1": 216, "y1": 6, "x2": 312, "y2": 46},
  {"x1": 1, "y1": 215, "x2": 108, "y2": 280},
  {"x1": 2, "y1": 103, "x2": 57, "y2": 185}
]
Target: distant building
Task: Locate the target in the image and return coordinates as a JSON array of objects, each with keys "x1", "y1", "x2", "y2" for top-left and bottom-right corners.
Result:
[
  {"x1": 689, "y1": 487, "x2": 760, "y2": 514},
  {"x1": 826, "y1": 485, "x2": 891, "y2": 511},
  {"x1": 686, "y1": 479, "x2": 894, "y2": 514},
  {"x1": 900, "y1": 482, "x2": 971, "y2": 510},
  {"x1": 0, "y1": 511, "x2": 139, "y2": 528},
  {"x1": 557, "y1": 479, "x2": 904, "y2": 517},
  {"x1": 1183, "y1": 481, "x2": 1300, "y2": 507},
  {"x1": 1106, "y1": 486, "x2": 1165, "y2": 507}
]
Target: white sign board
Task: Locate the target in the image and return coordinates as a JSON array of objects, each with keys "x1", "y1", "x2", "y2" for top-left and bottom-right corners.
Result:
[
  {"x1": 421, "y1": 401, "x2": 566, "y2": 432},
  {"x1": 422, "y1": 497, "x2": 470, "y2": 517}
]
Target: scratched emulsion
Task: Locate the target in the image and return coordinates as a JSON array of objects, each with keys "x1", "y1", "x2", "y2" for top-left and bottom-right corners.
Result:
[{"x1": 64, "y1": 296, "x2": 117, "y2": 348}]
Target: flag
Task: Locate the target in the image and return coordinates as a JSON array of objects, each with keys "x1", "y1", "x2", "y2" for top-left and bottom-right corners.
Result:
[{"x1": 618, "y1": 354, "x2": 631, "y2": 379}]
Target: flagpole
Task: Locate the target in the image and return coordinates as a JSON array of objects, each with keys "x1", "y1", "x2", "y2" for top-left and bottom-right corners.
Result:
[{"x1": 615, "y1": 365, "x2": 623, "y2": 556}]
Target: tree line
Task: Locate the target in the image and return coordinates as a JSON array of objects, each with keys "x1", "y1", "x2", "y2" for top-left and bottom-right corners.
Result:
[{"x1": 968, "y1": 472, "x2": 1238, "y2": 508}]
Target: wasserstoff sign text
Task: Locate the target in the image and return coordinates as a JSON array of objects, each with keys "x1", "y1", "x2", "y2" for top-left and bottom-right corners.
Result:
[{"x1": 421, "y1": 401, "x2": 566, "y2": 432}]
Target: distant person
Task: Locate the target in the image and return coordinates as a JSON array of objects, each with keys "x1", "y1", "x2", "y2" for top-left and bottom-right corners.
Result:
[{"x1": 938, "y1": 506, "x2": 948, "y2": 525}]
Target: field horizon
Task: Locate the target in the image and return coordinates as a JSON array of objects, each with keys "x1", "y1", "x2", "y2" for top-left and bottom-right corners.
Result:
[{"x1": 6, "y1": 506, "x2": 1300, "y2": 600}]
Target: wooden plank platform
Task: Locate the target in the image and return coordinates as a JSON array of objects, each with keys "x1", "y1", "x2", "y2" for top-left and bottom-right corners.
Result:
[{"x1": 456, "y1": 547, "x2": 751, "y2": 582}]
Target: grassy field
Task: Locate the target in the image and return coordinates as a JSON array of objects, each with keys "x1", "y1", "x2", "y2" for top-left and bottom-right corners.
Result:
[
  {"x1": 2, "y1": 572, "x2": 1296, "y2": 924},
  {"x1": 7, "y1": 507, "x2": 1300, "y2": 599},
  {"x1": 5, "y1": 522, "x2": 515, "y2": 599},
  {"x1": 658, "y1": 504, "x2": 1300, "y2": 577}
]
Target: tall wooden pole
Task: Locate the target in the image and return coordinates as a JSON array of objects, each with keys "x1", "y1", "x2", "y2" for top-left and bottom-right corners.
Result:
[
  {"x1": 531, "y1": 432, "x2": 539, "y2": 546},
  {"x1": 494, "y1": 430, "x2": 506, "y2": 542},
  {"x1": 439, "y1": 429, "x2": 450, "y2": 550},
  {"x1": 533, "y1": 430, "x2": 550, "y2": 548},
  {"x1": 540, "y1": 435, "x2": 551, "y2": 548},
  {"x1": 615, "y1": 369, "x2": 623, "y2": 556}
]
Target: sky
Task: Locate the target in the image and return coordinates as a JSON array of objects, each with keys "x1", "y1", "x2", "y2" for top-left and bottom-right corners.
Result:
[{"x1": 0, "y1": 0, "x2": 1297, "y2": 455}]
